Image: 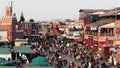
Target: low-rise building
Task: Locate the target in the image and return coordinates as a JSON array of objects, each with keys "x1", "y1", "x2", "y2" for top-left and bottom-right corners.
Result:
[
  {"x1": 18, "y1": 22, "x2": 39, "y2": 36},
  {"x1": 84, "y1": 7, "x2": 120, "y2": 57},
  {"x1": 64, "y1": 20, "x2": 84, "y2": 43}
]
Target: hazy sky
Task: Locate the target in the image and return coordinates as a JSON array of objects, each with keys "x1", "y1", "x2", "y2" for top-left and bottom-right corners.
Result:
[{"x1": 0, "y1": 0, "x2": 120, "y2": 21}]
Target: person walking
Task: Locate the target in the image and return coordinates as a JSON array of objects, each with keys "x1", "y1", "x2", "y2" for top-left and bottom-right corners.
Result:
[{"x1": 88, "y1": 61, "x2": 91, "y2": 68}]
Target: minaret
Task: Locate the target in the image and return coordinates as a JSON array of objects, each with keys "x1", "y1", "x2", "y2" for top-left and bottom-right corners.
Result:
[
  {"x1": 19, "y1": 11, "x2": 25, "y2": 23},
  {"x1": 6, "y1": 1, "x2": 13, "y2": 16}
]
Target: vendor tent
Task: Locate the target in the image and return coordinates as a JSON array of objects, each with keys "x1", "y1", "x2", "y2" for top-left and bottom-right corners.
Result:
[
  {"x1": 13, "y1": 46, "x2": 33, "y2": 54},
  {"x1": 0, "y1": 48, "x2": 10, "y2": 54},
  {"x1": 0, "y1": 48, "x2": 11, "y2": 60},
  {"x1": 1, "y1": 60, "x2": 20, "y2": 66},
  {"x1": 31, "y1": 56, "x2": 48, "y2": 66},
  {"x1": 0, "y1": 57, "x2": 6, "y2": 64}
]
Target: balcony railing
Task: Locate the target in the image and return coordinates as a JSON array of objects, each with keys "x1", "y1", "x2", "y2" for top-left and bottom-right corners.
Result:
[
  {"x1": 100, "y1": 33, "x2": 114, "y2": 36},
  {"x1": 69, "y1": 28, "x2": 84, "y2": 31},
  {"x1": 85, "y1": 31, "x2": 98, "y2": 36}
]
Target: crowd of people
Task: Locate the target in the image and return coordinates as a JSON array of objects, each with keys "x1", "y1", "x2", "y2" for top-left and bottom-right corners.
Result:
[{"x1": 27, "y1": 35, "x2": 120, "y2": 68}]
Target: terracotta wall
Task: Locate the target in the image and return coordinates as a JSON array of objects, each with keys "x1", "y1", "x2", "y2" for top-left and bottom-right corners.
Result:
[
  {"x1": 1, "y1": 17, "x2": 12, "y2": 23},
  {"x1": 0, "y1": 25, "x2": 12, "y2": 42},
  {"x1": 0, "y1": 17, "x2": 23, "y2": 42}
]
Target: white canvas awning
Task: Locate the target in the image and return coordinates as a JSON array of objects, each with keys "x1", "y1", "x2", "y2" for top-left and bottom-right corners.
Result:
[
  {"x1": 0, "y1": 38, "x2": 8, "y2": 42},
  {"x1": 0, "y1": 54, "x2": 11, "y2": 60},
  {"x1": 100, "y1": 22, "x2": 114, "y2": 28}
]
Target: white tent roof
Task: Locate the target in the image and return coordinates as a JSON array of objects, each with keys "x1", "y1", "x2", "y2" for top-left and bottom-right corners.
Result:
[{"x1": 100, "y1": 22, "x2": 114, "y2": 28}]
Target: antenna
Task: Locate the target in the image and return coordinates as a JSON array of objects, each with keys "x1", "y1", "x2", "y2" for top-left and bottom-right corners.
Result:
[
  {"x1": 10, "y1": 1, "x2": 13, "y2": 7},
  {"x1": 10, "y1": 1, "x2": 14, "y2": 15}
]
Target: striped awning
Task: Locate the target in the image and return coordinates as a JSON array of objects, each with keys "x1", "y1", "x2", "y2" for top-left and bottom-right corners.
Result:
[
  {"x1": 85, "y1": 18, "x2": 115, "y2": 27},
  {"x1": 85, "y1": 23, "x2": 97, "y2": 27},
  {"x1": 100, "y1": 22, "x2": 114, "y2": 28},
  {"x1": 99, "y1": 10, "x2": 120, "y2": 17}
]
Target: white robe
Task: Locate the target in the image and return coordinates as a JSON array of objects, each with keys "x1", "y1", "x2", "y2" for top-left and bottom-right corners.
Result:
[
  {"x1": 88, "y1": 62, "x2": 91, "y2": 68},
  {"x1": 109, "y1": 55, "x2": 112, "y2": 64},
  {"x1": 113, "y1": 57, "x2": 117, "y2": 66}
]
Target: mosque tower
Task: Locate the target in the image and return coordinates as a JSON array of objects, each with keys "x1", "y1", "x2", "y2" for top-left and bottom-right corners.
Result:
[
  {"x1": 0, "y1": 1, "x2": 18, "y2": 42},
  {"x1": 6, "y1": 1, "x2": 13, "y2": 16}
]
